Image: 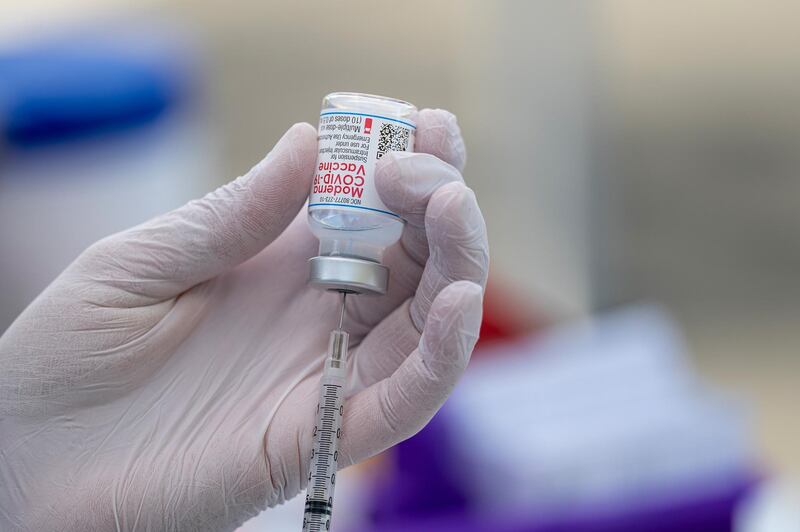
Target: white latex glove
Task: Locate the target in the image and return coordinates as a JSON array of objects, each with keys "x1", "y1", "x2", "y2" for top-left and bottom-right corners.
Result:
[{"x1": 0, "y1": 109, "x2": 489, "y2": 531}]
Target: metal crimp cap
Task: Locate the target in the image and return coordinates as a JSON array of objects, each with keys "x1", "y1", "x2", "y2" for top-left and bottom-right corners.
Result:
[{"x1": 308, "y1": 256, "x2": 389, "y2": 295}]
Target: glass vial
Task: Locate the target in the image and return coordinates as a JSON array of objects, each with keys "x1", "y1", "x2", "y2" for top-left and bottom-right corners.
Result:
[{"x1": 308, "y1": 92, "x2": 417, "y2": 294}]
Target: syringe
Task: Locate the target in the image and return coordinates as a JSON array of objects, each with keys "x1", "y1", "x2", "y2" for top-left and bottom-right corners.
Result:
[{"x1": 302, "y1": 292, "x2": 350, "y2": 532}]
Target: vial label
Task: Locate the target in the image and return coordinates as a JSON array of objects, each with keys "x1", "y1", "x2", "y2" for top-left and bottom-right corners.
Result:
[{"x1": 309, "y1": 111, "x2": 416, "y2": 217}]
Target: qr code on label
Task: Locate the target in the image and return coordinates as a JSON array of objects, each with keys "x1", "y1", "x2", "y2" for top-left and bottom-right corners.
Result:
[{"x1": 376, "y1": 123, "x2": 410, "y2": 159}]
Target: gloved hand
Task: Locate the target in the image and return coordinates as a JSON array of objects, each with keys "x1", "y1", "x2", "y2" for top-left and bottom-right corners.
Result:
[{"x1": 0, "y1": 109, "x2": 489, "y2": 531}]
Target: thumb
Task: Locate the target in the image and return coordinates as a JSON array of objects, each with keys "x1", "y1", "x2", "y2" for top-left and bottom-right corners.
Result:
[
  {"x1": 338, "y1": 280, "x2": 483, "y2": 467},
  {"x1": 72, "y1": 123, "x2": 317, "y2": 302}
]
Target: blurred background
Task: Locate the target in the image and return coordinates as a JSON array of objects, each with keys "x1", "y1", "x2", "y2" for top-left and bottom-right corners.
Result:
[{"x1": 1, "y1": 1, "x2": 798, "y2": 530}]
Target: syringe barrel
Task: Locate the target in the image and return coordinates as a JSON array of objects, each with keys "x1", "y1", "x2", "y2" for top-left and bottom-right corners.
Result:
[{"x1": 302, "y1": 329, "x2": 349, "y2": 532}]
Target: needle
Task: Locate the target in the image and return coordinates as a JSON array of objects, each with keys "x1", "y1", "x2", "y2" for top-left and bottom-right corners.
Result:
[{"x1": 338, "y1": 292, "x2": 347, "y2": 330}]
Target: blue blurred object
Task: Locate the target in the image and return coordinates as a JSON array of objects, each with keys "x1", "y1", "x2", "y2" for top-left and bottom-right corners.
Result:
[
  {"x1": 0, "y1": 35, "x2": 191, "y2": 147},
  {"x1": 0, "y1": 24, "x2": 209, "y2": 332}
]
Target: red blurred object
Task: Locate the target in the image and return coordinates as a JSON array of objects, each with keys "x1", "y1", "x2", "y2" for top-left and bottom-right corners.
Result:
[{"x1": 476, "y1": 275, "x2": 543, "y2": 349}]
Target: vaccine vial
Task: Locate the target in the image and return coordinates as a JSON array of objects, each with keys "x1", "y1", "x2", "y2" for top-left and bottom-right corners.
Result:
[{"x1": 308, "y1": 92, "x2": 417, "y2": 295}]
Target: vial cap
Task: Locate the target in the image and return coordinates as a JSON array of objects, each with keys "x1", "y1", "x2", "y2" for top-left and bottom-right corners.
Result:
[{"x1": 308, "y1": 256, "x2": 389, "y2": 295}]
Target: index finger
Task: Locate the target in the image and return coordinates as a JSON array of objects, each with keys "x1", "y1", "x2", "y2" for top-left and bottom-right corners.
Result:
[{"x1": 415, "y1": 108, "x2": 467, "y2": 172}]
